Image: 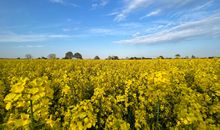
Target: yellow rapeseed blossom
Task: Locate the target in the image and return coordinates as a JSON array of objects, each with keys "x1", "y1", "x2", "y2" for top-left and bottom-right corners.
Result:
[{"x1": 0, "y1": 59, "x2": 219, "y2": 129}]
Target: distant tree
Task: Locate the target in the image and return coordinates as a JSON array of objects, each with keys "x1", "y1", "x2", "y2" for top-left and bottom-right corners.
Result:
[
  {"x1": 106, "y1": 56, "x2": 112, "y2": 60},
  {"x1": 129, "y1": 57, "x2": 137, "y2": 60},
  {"x1": 94, "y1": 56, "x2": 100, "y2": 60},
  {"x1": 157, "y1": 56, "x2": 164, "y2": 59},
  {"x1": 107, "y1": 56, "x2": 119, "y2": 60},
  {"x1": 112, "y1": 56, "x2": 119, "y2": 60},
  {"x1": 191, "y1": 55, "x2": 196, "y2": 59},
  {"x1": 175, "y1": 54, "x2": 181, "y2": 59},
  {"x1": 65, "y1": 51, "x2": 74, "y2": 59},
  {"x1": 37, "y1": 57, "x2": 47, "y2": 59},
  {"x1": 48, "y1": 53, "x2": 56, "y2": 59},
  {"x1": 73, "y1": 52, "x2": 83, "y2": 59},
  {"x1": 125, "y1": 57, "x2": 129, "y2": 60},
  {"x1": 185, "y1": 56, "x2": 189, "y2": 59},
  {"x1": 41, "y1": 56, "x2": 47, "y2": 59},
  {"x1": 25, "y1": 54, "x2": 32, "y2": 59}
]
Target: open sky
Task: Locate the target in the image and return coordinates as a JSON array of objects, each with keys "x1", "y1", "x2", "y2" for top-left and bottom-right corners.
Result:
[{"x1": 0, "y1": 0, "x2": 220, "y2": 58}]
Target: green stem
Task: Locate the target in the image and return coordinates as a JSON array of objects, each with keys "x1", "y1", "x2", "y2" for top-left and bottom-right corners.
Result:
[
  {"x1": 30, "y1": 100, "x2": 34, "y2": 130},
  {"x1": 98, "y1": 98, "x2": 102, "y2": 130},
  {"x1": 156, "y1": 96, "x2": 160, "y2": 130}
]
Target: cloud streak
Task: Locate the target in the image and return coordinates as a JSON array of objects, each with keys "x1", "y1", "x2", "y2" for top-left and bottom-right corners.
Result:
[
  {"x1": 192, "y1": 0, "x2": 214, "y2": 11},
  {"x1": 140, "y1": 9, "x2": 161, "y2": 20},
  {"x1": 91, "y1": 0, "x2": 109, "y2": 9},
  {"x1": 114, "y1": 0, "x2": 153, "y2": 22},
  {"x1": 49, "y1": 0, "x2": 64, "y2": 4},
  {"x1": 112, "y1": 0, "x2": 211, "y2": 22},
  {"x1": 17, "y1": 45, "x2": 44, "y2": 48},
  {"x1": 87, "y1": 27, "x2": 130, "y2": 36},
  {"x1": 115, "y1": 15, "x2": 220, "y2": 44},
  {"x1": 99, "y1": 0, "x2": 109, "y2": 6},
  {"x1": 0, "y1": 34, "x2": 72, "y2": 42},
  {"x1": 49, "y1": 0, "x2": 78, "y2": 7}
]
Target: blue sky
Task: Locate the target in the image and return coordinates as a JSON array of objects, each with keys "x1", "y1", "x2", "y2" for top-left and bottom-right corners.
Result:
[{"x1": 0, "y1": 0, "x2": 220, "y2": 58}]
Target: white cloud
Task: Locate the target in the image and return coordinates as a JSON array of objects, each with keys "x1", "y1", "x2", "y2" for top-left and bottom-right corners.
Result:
[
  {"x1": 107, "y1": 12, "x2": 119, "y2": 16},
  {"x1": 89, "y1": 28, "x2": 112, "y2": 34},
  {"x1": 26, "y1": 45, "x2": 44, "y2": 48},
  {"x1": 100, "y1": 0, "x2": 109, "y2": 6},
  {"x1": 146, "y1": 9, "x2": 161, "y2": 17},
  {"x1": 91, "y1": 3, "x2": 99, "y2": 9},
  {"x1": 49, "y1": 0, "x2": 78, "y2": 7},
  {"x1": 62, "y1": 28, "x2": 71, "y2": 32},
  {"x1": 49, "y1": 0, "x2": 64, "y2": 4},
  {"x1": 114, "y1": 0, "x2": 153, "y2": 22},
  {"x1": 161, "y1": 0, "x2": 195, "y2": 7},
  {"x1": 115, "y1": 15, "x2": 220, "y2": 44},
  {"x1": 140, "y1": 9, "x2": 161, "y2": 20},
  {"x1": 132, "y1": 32, "x2": 141, "y2": 37},
  {"x1": 192, "y1": 0, "x2": 214, "y2": 11},
  {"x1": 111, "y1": 0, "x2": 210, "y2": 22},
  {"x1": 62, "y1": 27, "x2": 79, "y2": 32},
  {"x1": 88, "y1": 28, "x2": 127, "y2": 36},
  {"x1": 87, "y1": 26, "x2": 137, "y2": 36},
  {"x1": 92, "y1": 0, "x2": 109, "y2": 9},
  {"x1": 17, "y1": 45, "x2": 44, "y2": 48},
  {"x1": 0, "y1": 34, "x2": 72, "y2": 42},
  {"x1": 119, "y1": 22, "x2": 143, "y2": 28},
  {"x1": 70, "y1": 3, "x2": 78, "y2": 7}
]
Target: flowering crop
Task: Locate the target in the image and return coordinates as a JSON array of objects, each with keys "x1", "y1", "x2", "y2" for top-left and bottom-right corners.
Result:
[{"x1": 0, "y1": 59, "x2": 219, "y2": 129}]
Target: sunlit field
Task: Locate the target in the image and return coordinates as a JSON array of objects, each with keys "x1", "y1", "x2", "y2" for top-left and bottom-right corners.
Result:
[{"x1": 0, "y1": 59, "x2": 219, "y2": 129}]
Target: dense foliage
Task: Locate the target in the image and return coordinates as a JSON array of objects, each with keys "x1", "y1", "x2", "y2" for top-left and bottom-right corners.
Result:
[{"x1": 0, "y1": 59, "x2": 220, "y2": 130}]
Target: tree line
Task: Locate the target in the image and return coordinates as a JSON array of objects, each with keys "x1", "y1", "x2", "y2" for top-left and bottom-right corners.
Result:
[
  {"x1": 24, "y1": 52, "x2": 84, "y2": 60},
  {"x1": 22, "y1": 52, "x2": 217, "y2": 60}
]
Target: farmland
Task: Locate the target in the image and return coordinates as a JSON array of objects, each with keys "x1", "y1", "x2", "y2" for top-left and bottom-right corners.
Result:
[{"x1": 0, "y1": 59, "x2": 220, "y2": 129}]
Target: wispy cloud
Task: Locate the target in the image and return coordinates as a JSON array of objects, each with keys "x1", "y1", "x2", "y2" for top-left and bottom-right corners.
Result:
[
  {"x1": 111, "y1": 0, "x2": 211, "y2": 22},
  {"x1": 88, "y1": 28, "x2": 128, "y2": 36},
  {"x1": 49, "y1": 0, "x2": 78, "y2": 7},
  {"x1": 91, "y1": 3, "x2": 99, "y2": 9},
  {"x1": 49, "y1": 0, "x2": 64, "y2": 4},
  {"x1": 192, "y1": 0, "x2": 214, "y2": 11},
  {"x1": 146, "y1": 9, "x2": 161, "y2": 17},
  {"x1": 17, "y1": 45, "x2": 44, "y2": 48},
  {"x1": 89, "y1": 28, "x2": 112, "y2": 34},
  {"x1": 115, "y1": 15, "x2": 220, "y2": 44},
  {"x1": 140, "y1": 9, "x2": 161, "y2": 20},
  {"x1": 114, "y1": 0, "x2": 153, "y2": 22},
  {"x1": 62, "y1": 27, "x2": 79, "y2": 32},
  {"x1": 132, "y1": 32, "x2": 141, "y2": 37},
  {"x1": 100, "y1": 0, "x2": 109, "y2": 6},
  {"x1": 91, "y1": 0, "x2": 109, "y2": 9},
  {"x1": 119, "y1": 22, "x2": 143, "y2": 28},
  {"x1": 0, "y1": 34, "x2": 72, "y2": 42},
  {"x1": 70, "y1": 3, "x2": 78, "y2": 7},
  {"x1": 26, "y1": 45, "x2": 44, "y2": 48}
]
